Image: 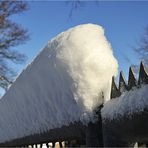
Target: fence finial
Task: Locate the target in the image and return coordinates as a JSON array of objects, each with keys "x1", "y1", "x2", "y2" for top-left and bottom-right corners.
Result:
[
  {"x1": 138, "y1": 62, "x2": 148, "y2": 85},
  {"x1": 119, "y1": 71, "x2": 127, "y2": 92},
  {"x1": 111, "y1": 76, "x2": 121, "y2": 99},
  {"x1": 128, "y1": 67, "x2": 137, "y2": 89}
]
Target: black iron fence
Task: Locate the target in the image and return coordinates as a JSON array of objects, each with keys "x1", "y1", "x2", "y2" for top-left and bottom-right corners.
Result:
[
  {"x1": 0, "y1": 62, "x2": 148, "y2": 148},
  {"x1": 111, "y1": 62, "x2": 148, "y2": 99},
  {"x1": 103, "y1": 62, "x2": 148, "y2": 147}
]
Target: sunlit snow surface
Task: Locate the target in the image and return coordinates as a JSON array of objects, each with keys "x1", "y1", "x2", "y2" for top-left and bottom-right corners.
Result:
[
  {"x1": 0, "y1": 24, "x2": 117, "y2": 142},
  {"x1": 102, "y1": 85, "x2": 148, "y2": 120}
]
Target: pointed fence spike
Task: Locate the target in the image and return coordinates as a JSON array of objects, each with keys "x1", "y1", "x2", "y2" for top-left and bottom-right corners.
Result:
[
  {"x1": 110, "y1": 76, "x2": 121, "y2": 99},
  {"x1": 138, "y1": 62, "x2": 148, "y2": 85},
  {"x1": 128, "y1": 67, "x2": 137, "y2": 89},
  {"x1": 119, "y1": 71, "x2": 128, "y2": 92}
]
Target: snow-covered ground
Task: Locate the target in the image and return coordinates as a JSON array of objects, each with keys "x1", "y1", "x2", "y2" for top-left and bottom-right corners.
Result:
[
  {"x1": 101, "y1": 85, "x2": 148, "y2": 120},
  {"x1": 0, "y1": 24, "x2": 117, "y2": 142}
]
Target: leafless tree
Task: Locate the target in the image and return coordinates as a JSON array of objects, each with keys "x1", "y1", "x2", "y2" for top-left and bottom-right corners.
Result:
[
  {"x1": 0, "y1": 1, "x2": 29, "y2": 91},
  {"x1": 66, "y1": 0, "x2": 85, "y2": 18},
  {"x1": 132, "y1": 26, "x2": 148, "y2": 73}
]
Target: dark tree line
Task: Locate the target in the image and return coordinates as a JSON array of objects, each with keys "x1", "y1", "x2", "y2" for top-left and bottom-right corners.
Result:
[{"x1": 0, "y1": 1, "x2": 29, "y2": 91}]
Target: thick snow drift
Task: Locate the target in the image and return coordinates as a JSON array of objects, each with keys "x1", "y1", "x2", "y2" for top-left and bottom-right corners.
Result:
[
  {"x1": 0, "y1": 24, "x2": 117, "y2": 142},
  {"x1": 101, "y1": 85, "x2": 148, "y2": 120},
  {"x1": 54, "y1": 24, "x2": 118, "y2": 111}
]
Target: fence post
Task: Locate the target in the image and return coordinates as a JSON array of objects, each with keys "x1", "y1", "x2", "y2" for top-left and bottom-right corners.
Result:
[{"x1": 85, "y1": 105, "x2": 104, "y2": 147}]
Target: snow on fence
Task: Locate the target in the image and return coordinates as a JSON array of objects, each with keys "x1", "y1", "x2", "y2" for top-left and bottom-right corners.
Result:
[
  {"x1": 0, "y1": 24, "x2": 118, "y2": 147},
  {"x1": 0, "y1": 62, "x2": 147, "y2": 148},
  {"x1": 0, "y1": 23, "x2": 147, "y2": 147},
  {"x1": 0, "y1": 24, "x2": 117, "y2": 147},
  {"x1": 102, "y1": 62, "x2": 148, "y2": 147}
]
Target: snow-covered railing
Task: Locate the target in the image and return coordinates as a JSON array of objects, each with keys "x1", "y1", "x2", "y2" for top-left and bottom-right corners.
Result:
[
  {"x1": 102, "y1": 62, "x2": 148, "y2": 147},
  {"x1": 0, "y1": 24, "x2": 112, "y2": 147},
  {"x1": 0, "y1": 62, "x2": 147, "y2": 148},
  {"x1": 0, "y1": 23, "x2": 147, "y2": 147}
]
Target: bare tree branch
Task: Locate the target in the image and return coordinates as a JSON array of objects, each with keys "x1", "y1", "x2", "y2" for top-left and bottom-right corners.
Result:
[
  {"x1": 134, "y1": 26, "x2": 148, "y2": 66},
  {"x1": 0, "y1": 1, "x2": 29, "y2": 91},
  {"x1": 66, "y1": 0, "x2": 100, "y2": 18}
]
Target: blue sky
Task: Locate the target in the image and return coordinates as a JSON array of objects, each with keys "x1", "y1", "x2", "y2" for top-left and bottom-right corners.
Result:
[{"x1": 11, "y1": 1, "x2": 148, "y2": 79}]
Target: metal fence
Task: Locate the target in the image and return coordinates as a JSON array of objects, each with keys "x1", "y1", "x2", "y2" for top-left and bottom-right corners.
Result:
[
  {"x1": 111, "y1": 62, "x2": 148, "y2": 99},
  {"x1": 0, "y1": 62, "x2": 148, "y2": 148},
  {"x1": 103, "y1": 62, "x2": 148, "y2": 147}
]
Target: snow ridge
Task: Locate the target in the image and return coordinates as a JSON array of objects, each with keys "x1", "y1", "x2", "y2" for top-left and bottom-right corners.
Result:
[{"x1": 0, "y1": 24, "x2": 117, "y2": 142}]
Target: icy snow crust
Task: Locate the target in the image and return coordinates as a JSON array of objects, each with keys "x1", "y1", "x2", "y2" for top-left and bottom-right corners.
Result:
[
  {"x1": 101, "y1": 85, "x2": 148, "y2": 120},
  {"x1": 0, "y1": 24, "x2": 117, "y2": 142}
]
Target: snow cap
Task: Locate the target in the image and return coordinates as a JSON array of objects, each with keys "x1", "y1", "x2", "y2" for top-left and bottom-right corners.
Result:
[
  {"x1": 0, "y1": 24, "x2": 118, "y2": 142},
  {"x1": 48, "y1": 23, "x2": 118, "y2": 112}
]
